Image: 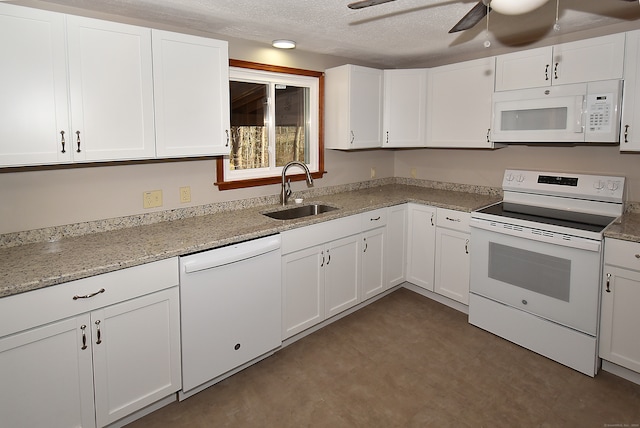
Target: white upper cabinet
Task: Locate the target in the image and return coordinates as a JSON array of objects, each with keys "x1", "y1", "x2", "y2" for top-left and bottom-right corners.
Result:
[
  {"x1": 152, "y1": 30, "x2": 230, "y2": 157},
  {"x1": 426, "y1": 57, "x2": 495, "y2": 148},
  {"x1": 382, "y1": 69, "x2": 428, "y2": 147},
  {"x1": 0, "y1": 4, "x2": 70, "y2": 167},
  {"x1": 66, "y1": 15, "x2": 156, "y2": 162},
  {"x1": 325, "y1": 65, "x2": 383, "y2": 149},
  {"x1": 495, "y1": 33, "x2": 625, "y2": 91},
  {"x1": 621, "y1": 29, "x2": 640, "y2": 151}
]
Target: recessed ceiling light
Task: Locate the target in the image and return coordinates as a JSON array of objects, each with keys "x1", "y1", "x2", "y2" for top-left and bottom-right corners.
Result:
[{"x1": 272, "y1": 39, "x2": 296, "y2": 49}]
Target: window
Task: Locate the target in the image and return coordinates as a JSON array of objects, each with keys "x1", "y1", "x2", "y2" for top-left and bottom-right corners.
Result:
[{"x1": 215, "y1": 60, "x2": 324, "y2": 190}]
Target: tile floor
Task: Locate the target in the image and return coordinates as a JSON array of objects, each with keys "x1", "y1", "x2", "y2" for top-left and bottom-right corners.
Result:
[{"x1": 127, "y1": 288, "x2": 640, "y2": 428}]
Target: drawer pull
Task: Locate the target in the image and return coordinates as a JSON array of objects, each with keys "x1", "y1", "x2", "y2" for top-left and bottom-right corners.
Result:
[
  {"x1": 73, "y1": 288, "x2": 105, "y2": 300},
  {"x1": 446, "y1": 217, "x2": 461, "y2": 222},
  {"x1": 370, "y1": 216, "x2": 381, "y2": 221},
  {"x1": 635, "y1": 254, "x2": 640, "y2": 259}
]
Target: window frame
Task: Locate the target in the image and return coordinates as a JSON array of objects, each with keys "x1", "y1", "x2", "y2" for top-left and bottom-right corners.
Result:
[{"x1": 215, "y1": 60, "x2": 325, "y2": 191}]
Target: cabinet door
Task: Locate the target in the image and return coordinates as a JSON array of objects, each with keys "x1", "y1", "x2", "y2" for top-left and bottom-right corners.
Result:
[
  {"x1": 552, "y1": 33, "x2": 624, "y2": 86},
  {"x1": 282, "y1": 246, "x2": 325, "y2": 339},
  {"x1": 66, "y1": 16, "x2": 155, "y2": 161},
  {"x1": 0, "y1": 4, "x2": 70, "y2": 167},
  {"x1": 600, "y1": 266, "x2": 640, "y2": 373},
  {"x1": 434, "y1": 228, "x2": 470, "y2": 305},
  {"x1": 426, "y1": 57, "x2": 494, "y2": 148},
  {"x1": 362, "y1": 227, "x2": 386, "y2": 301},
  {"x1": 152, "y1": 30, "x2": 230, "y2": 157},
  {"x1": 325, "y1": 65, "x2": 383, "y2": 149},
  {"x1": 386, "y1": 204, "x2": 407, "y2": 288},
  {"x1": 495, "y1": 46, "x2": 552, "y2": 91},
  {"x1": 325, "y1": 234, "x2": 361, "y2": 318},
  {"x1": 0, "y1": 315, "x2": 96, "y2": 428},
  {"x1": 621, "y1": 29, "x2": 640, "y2": 151},
  {"x1": 383, "y1": 69, "x2": 427, "y2": 147},
  {"x1": 406, "y1": 204, "x2": 436, "y2": 291},
  {"x1": 92, "y1": 288, "x2": 181, "y2": 427}
]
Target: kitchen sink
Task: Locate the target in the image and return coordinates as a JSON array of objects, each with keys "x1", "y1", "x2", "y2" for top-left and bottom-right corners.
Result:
[{"x1": 263, "y1": 204, "x2": 338, "y2": 220}]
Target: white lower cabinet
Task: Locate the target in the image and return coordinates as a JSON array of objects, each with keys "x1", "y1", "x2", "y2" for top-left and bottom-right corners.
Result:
[
  {"x1": 600, "y1": 238, "x2": 640, "y2": 374},
  {"x1": 361, "y1": 208, "x2": 388, "y2": 301},
  {"x1": 434, "y1": 208, "x2": 471, "y2": 305},
  {"x1": 406, "y1": 203, "x2": 437, "y2": 290},
  {"x1": 324, "y1": 234, "x2": 361, "y2": 318},
  {"x1": 0, "y1": 258, "x2": 180, "y2": 428},
  {"x1": 386, "y1": 204, "x2": 408, "y2": 288}
]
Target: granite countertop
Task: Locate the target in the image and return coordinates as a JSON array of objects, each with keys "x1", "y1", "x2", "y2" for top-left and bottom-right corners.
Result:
[
  {"x1": 605, "y1": 212, "x2": 640, "y2": 243},
  {"x1": 0, "y1": 184, "x2": 500, "y2": 299}
]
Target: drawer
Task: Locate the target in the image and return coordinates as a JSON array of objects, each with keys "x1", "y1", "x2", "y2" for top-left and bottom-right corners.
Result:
[
  {"x1": 436, "y1": 208, "x2": 470, "y2": 232},
  {"x1": 604, "y1": 238, "x2": 640, "y2": 270},
  {"x1": 360, "y1": 208, "x2": 387, "y2": 231},
  {"x1": 0, "y1": 257, "x2": 179, "y2": 338},
  {"x1": 281, "y1": 214, "x2": 361, "y2": 255}
]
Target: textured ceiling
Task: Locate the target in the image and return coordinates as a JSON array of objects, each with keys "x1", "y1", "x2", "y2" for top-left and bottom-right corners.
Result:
[{"x1": 16, "y1": 0, "x2": 640, "y2": 67}]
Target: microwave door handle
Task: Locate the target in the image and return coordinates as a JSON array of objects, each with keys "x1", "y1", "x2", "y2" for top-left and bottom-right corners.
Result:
[{"x1": 574, "y1": 95, "x2": 585, "y2": 133}]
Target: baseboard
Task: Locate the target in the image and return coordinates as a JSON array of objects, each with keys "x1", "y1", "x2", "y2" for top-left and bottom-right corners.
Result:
[
  {"x1": 106, "y1": 394, "x2": 176, "y2": 428},
  {"x1": 601, "y1": 360, "x2": 640, "y2": 386},
  {"x1": 401, "y1": 282, "x2": 469, "y2": 315}
]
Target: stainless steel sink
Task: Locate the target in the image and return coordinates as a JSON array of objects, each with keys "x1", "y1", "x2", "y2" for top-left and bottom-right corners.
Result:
[{"x1": 263, "y1": 204, "x2": 338, "y2": 220}]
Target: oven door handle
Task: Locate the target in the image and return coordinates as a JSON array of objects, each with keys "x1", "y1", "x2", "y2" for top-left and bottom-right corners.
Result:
[{"x1": 469, "y1": 219, "x2": 601, "y2": 252}]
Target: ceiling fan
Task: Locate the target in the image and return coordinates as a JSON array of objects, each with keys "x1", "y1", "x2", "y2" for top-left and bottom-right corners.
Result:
[{"x1": 347, "y1": 0, "x2": 639, "y2": 34}]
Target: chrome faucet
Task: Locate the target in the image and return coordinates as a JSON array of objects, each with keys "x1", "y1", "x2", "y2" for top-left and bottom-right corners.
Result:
[{"x1": 281, "y1": 161, "x2": 313, "y2": 206}]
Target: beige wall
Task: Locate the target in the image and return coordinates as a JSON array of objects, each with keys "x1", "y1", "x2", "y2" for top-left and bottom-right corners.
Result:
[{"x1": 394, "y1": 145, "x2": 640, "y2": 201}]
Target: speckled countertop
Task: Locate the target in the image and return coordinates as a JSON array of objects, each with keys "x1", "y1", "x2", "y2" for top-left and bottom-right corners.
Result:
[
  {"x1": 605, "y1": 212, "x2": 640, "y2": 243},
  {"x1": 0, "y1": 183, "x2": 502, "y2": 299}
]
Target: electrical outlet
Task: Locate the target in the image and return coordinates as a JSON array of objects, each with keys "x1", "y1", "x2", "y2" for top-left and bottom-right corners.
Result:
[
  {"x1": 410, "y1": 168, "x2": 417, "y2": 179},
  {"x1": 143, "y1": 190, "x2": 163, "y2": 209},
  {"x1": 370, "y1": 167, "x2": 376, "y2": 178},
  {"x1": 180, "y1": 186, "x2": 191, "y2": 203}
]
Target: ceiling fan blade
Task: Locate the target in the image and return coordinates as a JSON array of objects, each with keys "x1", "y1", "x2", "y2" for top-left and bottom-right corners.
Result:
[
  {"x1": 348, "y1": 0, "x2": 397, "y2": 10},
  {"x1": 448, "y1": 1, "x2": 490, "y2": 33}
]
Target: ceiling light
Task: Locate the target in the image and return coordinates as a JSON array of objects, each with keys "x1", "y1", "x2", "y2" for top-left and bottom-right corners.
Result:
[
  {"x1": 272, "y1": 39, "x2": 296, "y2": 49},
  {"x1": 488, "y1": 0, "x2": 549, "y2": 15}
]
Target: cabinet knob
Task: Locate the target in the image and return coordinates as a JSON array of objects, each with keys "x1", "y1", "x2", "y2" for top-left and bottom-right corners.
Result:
[{"x1": 234, "y1": 343, "x2": 241, "y2": 350}]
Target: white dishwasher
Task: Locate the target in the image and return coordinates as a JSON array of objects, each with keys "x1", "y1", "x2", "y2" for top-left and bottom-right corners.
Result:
[{"x1": 179, "y1": 234, "x2": 282, "y2": 396}]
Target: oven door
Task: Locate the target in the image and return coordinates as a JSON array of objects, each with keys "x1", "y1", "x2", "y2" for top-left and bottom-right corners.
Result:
[{"x1": 470, "y1": 224, "x2": 602, "y2": 335}]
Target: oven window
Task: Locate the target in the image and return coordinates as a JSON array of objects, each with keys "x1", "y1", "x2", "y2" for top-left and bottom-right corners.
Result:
[{"x1": 488, "y1": 242, "x2": 571, "y2": 302}]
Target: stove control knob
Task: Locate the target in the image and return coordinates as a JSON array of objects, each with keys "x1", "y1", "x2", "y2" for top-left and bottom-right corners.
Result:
[
  {"x1": 594, "y1": 180, "x2": 605, "y2": 190},
  {"x1": 516, "y1": 174, "x2": 525, "y2": 183},
  {"x1": 505, "y1": 173, "x2": 514, "y2": 182},
  {"x1": 607, "y1": 181, "x2": 619, "y2": 191}
]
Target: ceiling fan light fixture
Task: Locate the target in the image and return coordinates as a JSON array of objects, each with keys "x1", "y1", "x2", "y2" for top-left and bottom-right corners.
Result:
[
  {"x1": 488, "y1": 0, "x2": 550, "y2": 15},
  {"x1": 272, "y1": 39, "x2": 296, "y2": 49}
]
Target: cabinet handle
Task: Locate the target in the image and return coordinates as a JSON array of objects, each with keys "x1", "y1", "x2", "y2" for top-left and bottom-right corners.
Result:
[
  {"x1": 72, "y1": 288, "x2": 105, "y2": 300},
  {"x1": 554, "y1": 62, "x2": 559, "y2": 80},
  {"x1": 350, "y1": 130, "x2": 355, "y2": 145},
  {"x1": 321, "y1": 250, "x2": 325, "y2": 267},
  {"x1": 363, "y1": 237, "x2": 368, "y2": 253},
  {"x1": 95, "y1": 320, "x2": 102, "y2": 345},
  {"x1": 605, "y1": 272, "x2": 611, "y2": 293},
  {"x1": 386, "y1": 131, "x2": 389, "y2": 144},
  {"x1": 60, "y1": 131, "x2": 66, "y2": 153},
  {"x1": 80, "y1": 325, "x2": 88, "y2": 350},
  {"x1": 624, "y1": 125, "x2": 629, "y2": 143},
  {"x1": 430, "y1": 213, "x2": 434, "y2": 227},
  {"x1": 486, "y1": 128, "x2": 490, "y2": 143},
  {"x1": 370, "y1": 216, "x2": 381, "y2": 221},
  {"x1": 225, "y1": 129, "x2": 230, "y2": 147},
  {"x1": 446, "y1": 216, "x2": 461, "y2": 222},
  {"x1": 545, "y1": 64, "x2": 549, "y2": 81},
  {"x1": 635, "y1": 254, "x2": 640, "y2": 259},
  {"x1": 465, "y1": 239, "x2": 469, "y2": 254},
  {"x1": 326, "y1": 250, "x2": 331, "y2": 266},
  {"x1": 75, "y1": 131, "x2": 81, "y2": 153}
]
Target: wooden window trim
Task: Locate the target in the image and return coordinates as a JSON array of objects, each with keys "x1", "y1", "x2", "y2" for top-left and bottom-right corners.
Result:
[{"x1": 215, "y1": 59, "x2": 325, "y2": 191}]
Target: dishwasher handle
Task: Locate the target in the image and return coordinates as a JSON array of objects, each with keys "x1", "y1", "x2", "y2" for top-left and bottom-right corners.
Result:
[{"x1": 182, "y1": 235, "x2": 281, "y2": 273}]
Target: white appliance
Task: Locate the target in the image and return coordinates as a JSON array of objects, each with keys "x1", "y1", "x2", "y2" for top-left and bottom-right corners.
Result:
[
  {"x1": 179, "y1": 235, "x2": 282, "y2": 397},
  {"x1": 492, "y1": 80, "x2": 623, "y2": 144},
  {"x1": 469, "y1": 169, "x2": 625, "y2": 376}
]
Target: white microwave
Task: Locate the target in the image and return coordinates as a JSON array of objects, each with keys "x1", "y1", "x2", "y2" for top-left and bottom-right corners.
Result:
[{"x1": 491, "y1": 80, "x2": 623, "y2": 144}]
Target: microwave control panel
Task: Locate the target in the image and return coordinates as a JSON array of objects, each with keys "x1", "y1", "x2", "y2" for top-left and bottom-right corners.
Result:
[{"x1": 587, "y1": 93, "x2": 613, "y2": 133}]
